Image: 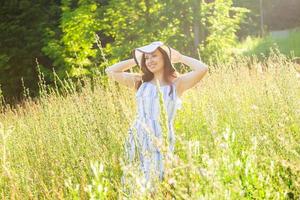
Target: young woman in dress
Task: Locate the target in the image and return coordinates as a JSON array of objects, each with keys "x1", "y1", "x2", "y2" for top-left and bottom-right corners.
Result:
[{"x1": 105, "y1": 41, "x2": 208, "y2": 185}]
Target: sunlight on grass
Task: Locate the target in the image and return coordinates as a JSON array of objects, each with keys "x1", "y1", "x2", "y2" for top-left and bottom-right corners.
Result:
[
  {"x1": 236, "y1": 28, "x2": 300, "y2": 58},
  {"x1": 0, "y1": 53, "x2": 299, "y2": 199}
]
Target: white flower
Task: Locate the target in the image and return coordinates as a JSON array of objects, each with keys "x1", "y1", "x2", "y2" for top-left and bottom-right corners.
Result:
[
  {"x1": 168, "y1": 178, "x2": 176, "y2": 186},
  {"x1": 251, "y1": 104, "x2": 259, "y2": 111},
  {"x1": 220, "y1": 142, "x2": 228, "y2": 149},
  {"x1": 235, "y1": 160, "x2": 242, "y2": 167}
]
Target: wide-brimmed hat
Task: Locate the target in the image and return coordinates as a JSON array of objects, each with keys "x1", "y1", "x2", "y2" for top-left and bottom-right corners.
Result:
[{"x1": 132, "y1": 41, "x2": 176, "y2": 69}]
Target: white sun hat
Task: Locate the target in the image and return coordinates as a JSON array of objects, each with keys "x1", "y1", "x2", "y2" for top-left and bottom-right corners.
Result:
[{"x1": 132, "y1": 41, "x2": 176, "y2": 69}]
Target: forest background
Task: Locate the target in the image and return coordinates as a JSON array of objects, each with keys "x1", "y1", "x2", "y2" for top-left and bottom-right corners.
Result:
[{"x1": 0, "y1": 0, "x2": 300, "y2": 104}]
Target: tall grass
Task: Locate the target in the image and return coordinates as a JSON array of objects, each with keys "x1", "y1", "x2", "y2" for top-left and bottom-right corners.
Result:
[
  {"x1": 236, "y1": 28, "x2": 300, "y2": 58},
  {"x1": 0, "y1": 52, "x2": 299, "y2": 199}
]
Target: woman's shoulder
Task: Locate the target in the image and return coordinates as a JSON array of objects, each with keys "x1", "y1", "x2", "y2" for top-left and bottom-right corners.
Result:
[
  {"x1": 171, "y1": 72, "x2": 182, "y2": 83},
  {"x1": 132, "y1": 73, "x2": 142, "y2": 81},
  {"x1": 170, "y1": 76, "x2": 179, "y2": 85}
]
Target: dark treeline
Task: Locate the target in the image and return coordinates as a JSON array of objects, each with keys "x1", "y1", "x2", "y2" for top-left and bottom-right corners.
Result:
[{"x1": 0, "y1": 0, "x2": 299, "y2": 104}]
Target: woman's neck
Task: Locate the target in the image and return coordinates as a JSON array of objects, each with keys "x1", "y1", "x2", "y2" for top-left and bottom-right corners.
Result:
[{"x1": 152, "y1": 72, "x2": 166, "y2": 85}]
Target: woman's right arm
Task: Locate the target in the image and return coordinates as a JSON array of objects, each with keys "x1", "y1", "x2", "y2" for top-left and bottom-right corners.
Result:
[{"x1": 105, "y1": 58, "x2": 142, "y2": 89}]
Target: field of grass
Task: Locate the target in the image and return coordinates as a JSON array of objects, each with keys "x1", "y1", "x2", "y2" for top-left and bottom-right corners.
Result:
[
  {"x1": 236, "y1": 28, "x2": 300, "y2": 58},
  {"x1": 0, "y1": 53, "x2": 300, "y2": 199}
]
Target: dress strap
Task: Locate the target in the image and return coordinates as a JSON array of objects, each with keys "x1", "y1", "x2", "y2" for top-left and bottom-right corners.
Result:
[{"x1": 135, "y1": 81, "x2": 147, "y2": 97}]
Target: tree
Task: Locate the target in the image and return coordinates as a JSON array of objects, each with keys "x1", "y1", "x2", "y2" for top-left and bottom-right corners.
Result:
[
  {"x1": 0, "y1": 0, "x2": 250, "y2": 102},
  {"x1": 42, "y1": 0, "x2": 102, "y2": 80},
  {"x1": 0, "y1": 0, "x2": 61, "y2": 103},
  {"x1": 200, "y1": 0, "x2": 249, "y2": 63}
]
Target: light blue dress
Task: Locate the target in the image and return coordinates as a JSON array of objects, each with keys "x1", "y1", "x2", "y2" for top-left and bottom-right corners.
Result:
[{"x1": 124, "y1": 81, "x2": 182, "y2": 183}]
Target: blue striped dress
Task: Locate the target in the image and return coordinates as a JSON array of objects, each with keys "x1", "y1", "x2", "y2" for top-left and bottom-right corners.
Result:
[{"x1": 124, "y1": 81, "x2": 182, "y2": 183}]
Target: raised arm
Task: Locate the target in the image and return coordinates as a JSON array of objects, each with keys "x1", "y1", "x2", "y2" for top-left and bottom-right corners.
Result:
[
  {"x1": 105, "y1": 58, "x2": 142, "y2": 90},
  {"x1": 173, "y1": 51, "x2": 208, "y2": 97}
]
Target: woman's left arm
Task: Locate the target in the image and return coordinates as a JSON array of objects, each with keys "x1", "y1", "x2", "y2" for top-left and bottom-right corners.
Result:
[{"x1": 174, "y1": 54, "x2": 208, "y2": 97}]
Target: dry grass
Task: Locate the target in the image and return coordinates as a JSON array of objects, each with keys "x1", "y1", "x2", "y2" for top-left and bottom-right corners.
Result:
[{"x1": 0, "y1": 53, "x2": 299, "y2": 199}]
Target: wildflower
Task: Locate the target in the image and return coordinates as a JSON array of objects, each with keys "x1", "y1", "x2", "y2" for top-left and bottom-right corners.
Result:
[
  {"x1": 219, "y1": 142, "x2": 228, "y2": 149},
  {"x1": 234, "y1": 160, "x2": 242, "y2": 167},
  {"x1": 251, "y1": 104, "x2": 259, "y2": 111},
  {"x1": 168, "y1": 178, "x2": 176, "y2": 186}
]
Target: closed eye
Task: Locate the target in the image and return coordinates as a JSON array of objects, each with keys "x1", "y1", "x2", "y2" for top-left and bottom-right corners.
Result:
[{"x1": 145, "y1": 55, "x2": 156, "y2": 59}]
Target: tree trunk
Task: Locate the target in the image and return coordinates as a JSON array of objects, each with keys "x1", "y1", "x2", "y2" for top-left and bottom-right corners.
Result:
[
  {"x1": 193, "y1": 0, "x2": 200, "y2": 54},
  {"x1": 260, "y1": 0, "x2": 264, "y2": 36}
]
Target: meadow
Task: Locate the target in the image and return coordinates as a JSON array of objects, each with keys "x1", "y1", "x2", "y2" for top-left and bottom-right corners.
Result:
[
  {"x1": 237, "y1": 28, "x2": 300, "y2": 58},
  {"x1": 0, "y1": 53, "x2": 299, "y2": 199}
]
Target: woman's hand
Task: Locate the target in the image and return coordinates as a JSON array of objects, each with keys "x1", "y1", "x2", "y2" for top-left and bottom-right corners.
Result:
[{"x1": 170, "y1": 47, "x2": 183, "y2": 64}]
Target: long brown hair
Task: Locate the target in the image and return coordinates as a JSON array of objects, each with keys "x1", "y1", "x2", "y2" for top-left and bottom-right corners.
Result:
[{"x1": 135, "y1": 47, "x2": 178, "y2": 95}]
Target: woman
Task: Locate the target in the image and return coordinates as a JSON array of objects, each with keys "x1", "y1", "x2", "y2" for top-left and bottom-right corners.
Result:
[{"x1": 105, "y1": 41, "x2": 208, "y2": 185}]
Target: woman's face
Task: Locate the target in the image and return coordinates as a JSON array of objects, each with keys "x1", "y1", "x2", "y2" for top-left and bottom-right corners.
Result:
[{"x1": 144, "y1": 49, "x2": 164, "y2": 74}]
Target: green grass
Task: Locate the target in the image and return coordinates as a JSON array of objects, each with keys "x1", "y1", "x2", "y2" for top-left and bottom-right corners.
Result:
[
  {"x1": 236, "y1": 28, "x2": 300, "y2": 58},
  {"x1": 0, "y1": 53, "x2": 299, "y2": 199}
]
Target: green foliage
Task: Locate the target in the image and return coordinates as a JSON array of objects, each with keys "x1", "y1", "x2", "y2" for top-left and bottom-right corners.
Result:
[
  {"x1": 98, "y1": 0, "x2": 175, "y2": 62},
  {"x1": 65, "y1": 161, "x2": 110, "y2": 199},
  {"x1": 237, "y1": 28, "x2": 300, "y2": 58},
  {"x1": 0, "y1": 0, "x2": 251, "y2": 101},
  {"x1": 99, "y1": 0, "x2": 248, "y2": 65},
  {"x1": 42, "y1": 0, "x2": 102, "y2": 79},
  {"x1": 98, "y1": 0, "x2": 200, "y2": 61},
  {"x1": 234, "y1": 0, "x2": 300, "y2": 36},
  {"x1": 1, "y1": 0, "x2": 300, "y2": 103},
  {"x1": 157, "y1": 82, "x2": 170, "y2": 151},
  {"x1": 199, "y1": 0, "x2": 249, "y2": 63},
  {"x1": 0, "y1": 0, "x2": 60, "y2": 101},
  {"x1": 233, "y1": 0, "x2": 261, "y2": 37}
]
